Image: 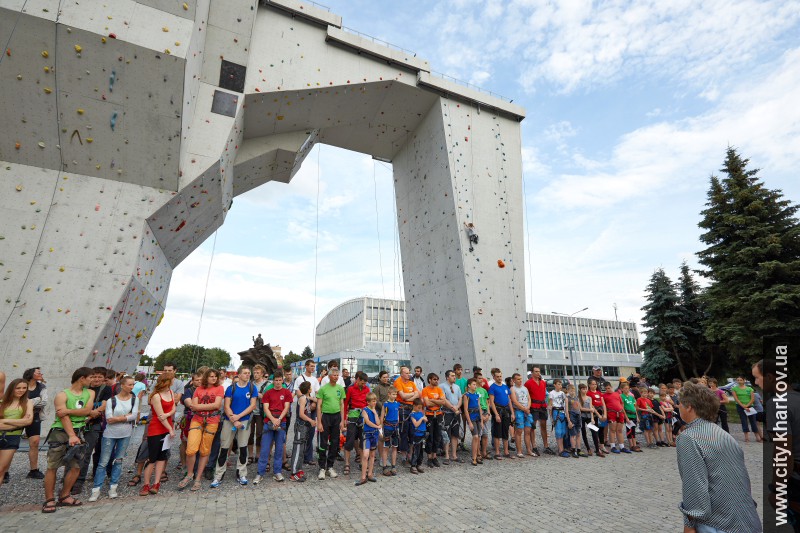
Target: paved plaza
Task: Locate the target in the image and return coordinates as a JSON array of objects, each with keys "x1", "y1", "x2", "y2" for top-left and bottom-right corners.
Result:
[{"x1": 0, "y1": 427, "x2": 763, "y2": 532}]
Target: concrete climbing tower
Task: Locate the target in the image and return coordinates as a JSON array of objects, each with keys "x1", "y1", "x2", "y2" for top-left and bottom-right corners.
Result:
[{"x1": 0, "y1": 0, "x2": 527, "y2": 396}]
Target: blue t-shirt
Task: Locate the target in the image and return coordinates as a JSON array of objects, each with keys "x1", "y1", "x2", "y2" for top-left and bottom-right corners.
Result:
[
  {"x1": 383, "y1": 400, "x2": 399, "y2": 424},
  {"x1": 489, "y1": 383, "x2": 511, "y2": 408},
  {"x1": 410, "y1": 411, "x2": 426, "y2": 437},
  {"x1": 465, "y1": 392, "x2": 481, "y2": 421},
  {"x1": 225, "y1": 382, "x2": 256, "y2": 421},
  {"x1": 363, "y1": 407, "x2": 379, "y2": 436}
]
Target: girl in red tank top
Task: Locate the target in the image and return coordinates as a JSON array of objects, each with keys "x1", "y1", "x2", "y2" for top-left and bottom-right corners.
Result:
[{"x1": 141, "y1": 374, "x2": 176, "y2": 495}]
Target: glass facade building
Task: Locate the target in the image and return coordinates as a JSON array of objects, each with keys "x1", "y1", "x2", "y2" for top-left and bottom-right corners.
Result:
[{"x1": 312, "y1": 297, "x2": 642, "y2": 380}]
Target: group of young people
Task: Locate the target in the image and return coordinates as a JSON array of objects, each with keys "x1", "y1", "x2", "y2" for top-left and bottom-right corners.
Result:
[{"x1": 0, "y1": 360, "x2": 755, "y2": 514}]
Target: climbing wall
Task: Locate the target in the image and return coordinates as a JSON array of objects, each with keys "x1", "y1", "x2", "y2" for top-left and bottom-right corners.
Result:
[{"x1": 0, "y1": 0, "x2": 527, "y2": 403}]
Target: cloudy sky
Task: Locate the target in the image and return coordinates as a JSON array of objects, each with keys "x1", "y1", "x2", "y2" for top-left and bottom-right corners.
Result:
[{"x1": 148, "y1": 0, "x2": 800, "y2": 365}]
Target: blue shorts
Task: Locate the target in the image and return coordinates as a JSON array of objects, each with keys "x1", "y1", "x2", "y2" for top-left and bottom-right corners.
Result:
[
  {"x1": 363, "y1": 432, "x2": 379, "y2": 450},
  {"x1": 640, "y1": 414, "x2": 653, "y2": 431},
  {"x1": 514, "y1": 411, "x2": 533, "y2": 429}
]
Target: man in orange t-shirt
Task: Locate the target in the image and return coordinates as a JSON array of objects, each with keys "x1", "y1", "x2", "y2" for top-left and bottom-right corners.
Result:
[
  {"x1": 421, "y1": 373, "x2": 446, "y2": 468},
  {"x1": 394, "y1": 366, "x2": 419, "y2": 463}
]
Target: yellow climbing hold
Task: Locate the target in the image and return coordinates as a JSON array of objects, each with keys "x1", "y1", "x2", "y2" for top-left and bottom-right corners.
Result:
[
  {"x1": 26, "y1": 349, "x2": 32, "y2": 353},
  {"x1": 86, "y1": 137, "x2": 94, "y2": 143},
  {"x1": 25, "y1": 320, "x2": 31, "y2": 324},
  {"x1": 77, "y1": 108, "x2": 84, "y2": 115},
  {"x1": 43, "y1": 287, "x2": 51, "y2": 291},
  {"x1": 102, "y1": 37, "x2": 107, "y2": 43},
  {"x1": 15, "y1": 185, "x2": 22, "y2": 191},
  {"x1": 59, "y1": 266, "x2": 65, "y2": 272},
  {"x1": 174, "y1": 41, "x2": 181, "y2": 46},
  {"x1": 162, "y1": 27, "x2": 169, "y2": 32},
  {"x1": 16, "y1": 74, "x2": 22, "y2": 80},
  {"x1": 44, "y1": 66, "x2": 50, "y2": 73},
  {"x1": 41, "y1": 50, "x2": 48, "y2": 58},
  {"x1": 43, "y1": 87, "x2": 52, "y2": 94},
  {"x1": 164, "y1": 48, "x2": 171, "y2": 54},
  {"x1": 183, "y1": 2, "x2": 189, "y2": 10},
  {"x1": 49, "y1": 248, "x2": 54, "y2": 252},
  {"x1": 74, "y1": 45, "x2": 82, "y2": 53}
]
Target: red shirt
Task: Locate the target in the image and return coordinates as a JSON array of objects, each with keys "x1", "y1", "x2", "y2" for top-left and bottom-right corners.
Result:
[
  {"x1": 586, "y1": 389, "x2": 604, "y2": 408},
  {"x1": 524, "y1": 378, "x2": 548, "y2": 406},
  {"x1": 636, "y1": 397, "x2": 653, "y2": 412},
  {"x1": 603, "y1": 391, "x2": 623, "y2": 412},
  {"x1": 147, "y1": 391, "x2": 175, "y2": 436},
  {"x1": 262, "y1": 388, "x2": 292, "y2": 422},
  {"x1": 345, "y1": 384, "x2": 370, "y2": 410}
]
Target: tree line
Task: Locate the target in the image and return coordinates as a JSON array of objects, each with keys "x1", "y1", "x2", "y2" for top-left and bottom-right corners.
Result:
[{"x1": 641, "y1": 148, "x2": 799, "y2": 383}]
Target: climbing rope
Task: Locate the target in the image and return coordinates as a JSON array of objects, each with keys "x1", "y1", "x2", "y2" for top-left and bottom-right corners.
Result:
[
  {"x1": 311, "y1": 144, "x2": 322, "y2": 351},
  {"x1": 373, "y1": 160, "x2": 386, "y2": 301},
  {"x1": 189, "y1": 230, "x2": 218, "y2": 371}
]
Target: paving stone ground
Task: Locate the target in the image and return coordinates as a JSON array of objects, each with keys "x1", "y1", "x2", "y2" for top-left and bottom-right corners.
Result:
[{"x1": 0, "y1": 426, "x2": 764, "y2": 532}]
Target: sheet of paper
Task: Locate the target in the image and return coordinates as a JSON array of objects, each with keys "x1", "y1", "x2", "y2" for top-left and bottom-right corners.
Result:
[
  {"x1": 162, "y1": 433, "x2": 171, "y2": 451},
  {"x1": 625, "y1": 420, "x2": 635, "y2": 429},
  {"x1": 744, "y1": 407, "x2": 757, "y2": 416},
  {"x1": 586, "y1": 423, "x2": 599, "y2": 432}
]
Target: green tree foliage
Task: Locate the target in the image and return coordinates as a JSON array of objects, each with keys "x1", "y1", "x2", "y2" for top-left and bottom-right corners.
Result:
[
  {"x1": 676, "y1": 261, "x2": 714, "y2": 377},
  {"x1": 282, "y1": 350, "x2": 303, "y2": 370},
  {"x1": 153, "y1": 344, "x2": 231, "y2": 372},
  {"x1": 697, "y1": 148, "x2": 800, "y2": 372},
  {"x1": 139, "y1": 354, "x2": 154, "y2": 366},
  {"x1": 641, "y1": 268, "x2": 687, "y2": 382},
  {"x1": 301, "y1": 345, "x2": 314, "y2": 359}
]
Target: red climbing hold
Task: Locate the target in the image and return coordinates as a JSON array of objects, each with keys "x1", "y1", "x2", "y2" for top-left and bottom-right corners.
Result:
[
  {"x1": 175, "y1": 220, "x2": 186, "y2": 232},
  {"x1": 497, "y1": 259, "x2": 505, "y2": 268}
]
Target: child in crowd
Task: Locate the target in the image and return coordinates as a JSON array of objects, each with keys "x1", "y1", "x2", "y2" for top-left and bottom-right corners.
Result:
[
  {"x1": 586, "y1": 379, "x2": 607, "y2": 456},
  {"x1": 548, "y1": 379, "x2": 569, "y2": 458},
  {"x1": 708, "y1": 378, "x2": 730, "y2": 433},
  {"x1": 289, "y1": 381, "x2": 315, "y2": 482},
  {"x1": 578, "y1": 384, "x2": 599, "y2": 457},
  {"x1": 409, "y1": 399, "x2": 428, "y2": 474},
  {"x1": 380, "y1": 388, "x2": 400, "y2": 476},
  {"x1": 566, "y1": 384, "x2": 583, "y2": 458},
  {"x1": 620, "y1": 382, "x2": 640, "y2": 452},
  {"x1": 602, "y1": 382, "x2": 630, "y2": 454},
  {"x1": 648, "y1": 388, "x2": 667, "y2": 446},
  {"x1": 474, "y1": 372, "x2": 491, "y2": 460},
  {"x1": 658, "y1": 388, "x2": 676, "y2": 446},
  {"x1": 635, "y1": 386, "x2": 655, "y2": 449},
  {"x1": 355, "y1": 393, "x2": 381, "y2": 486},
  {"x1": 463, "y1": 378, "x2": 485, "y2": 466}
]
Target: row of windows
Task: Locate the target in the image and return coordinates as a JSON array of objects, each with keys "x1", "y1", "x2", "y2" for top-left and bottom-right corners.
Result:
[
  {"x1": 526, "y1": 330, "x2": 638, "y2": 354},
  {"x1": 535, "y1": 365, "x2": 620, "y2": 379}
]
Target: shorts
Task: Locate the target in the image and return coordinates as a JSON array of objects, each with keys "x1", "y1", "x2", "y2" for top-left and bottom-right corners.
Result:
[
  {"x1": 443, "y1": 412, "x2": 461, "y2": 439},
  {"x1": 186, "y1": 418, "x2": 218, "y2": 457},
  {"x1": 344, "y1": 416, "x2": 363, "y2": 452},
  {"x1": 568, "y1": 412, "x2": 582, "y2": 437},
  {"x1": 492, "y1": 408, "x2": 511, "y2": 440},
  {"x1": 530, "y1": 407, "x2": 548, "y2": 421},
  {"x1": 363, "y1": 431, "x2": 379, "y2": 451},
  {"x1": 607, "y1": 410, "x2": 625, "y2": 423},
  {"x1": 24, "y1": 418, "x2": 42, "y2": 438},
  {"x1": 46, "y1": 428, "x2": 85, "y2": 470},
  {"x1": 0, "y1": 433, "x2": 21, "y2": 450},
  {"x1": 383, "y1": 422, "x2": 399, "y2": 448},
  {"x1": 147, "y1": 433, "x2": 170, "y2": 463},
  {"x1": 640, "y1": 414, "x2": 653, "y2": 431},
  {"x1": 180, "y1": 414, "x2": 193, "y2": 442},
  {"x1": 515, "y1": 411, "x2": 533, "y2": 429},
  {"x1": 468, "y1": 417, "x2": 484, "y2": 438}
]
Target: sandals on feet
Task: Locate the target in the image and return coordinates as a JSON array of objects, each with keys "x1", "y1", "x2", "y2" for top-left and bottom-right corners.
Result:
[
  {"x1": 42, "y1": 498, "x2": 57, "y2": 513},
  {"x1": 178, "y1": 476, "x2": 193, "y2": 490},
  {"x1": 343, "y1": 465, "x2": 350, "y2": 475},
  {"x1": 127, "y1": 474, "x2": 141, "y2": 487},
  {"x1": 191, "y1": 480, "x2": 202, "y2": 492},
  {"x1": 57, "y1": 495, "x2": 82, "y2": 507}
]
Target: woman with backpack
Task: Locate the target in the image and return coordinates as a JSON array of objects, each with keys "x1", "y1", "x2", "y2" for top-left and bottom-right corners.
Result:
[{"x1": 89, "y1": 376, "x2": 138, "y2": 501}]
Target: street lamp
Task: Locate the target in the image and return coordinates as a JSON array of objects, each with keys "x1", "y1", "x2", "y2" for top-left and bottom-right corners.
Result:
[{"x1": 552, "y1": 308, "x2": 588, "y2": 388}]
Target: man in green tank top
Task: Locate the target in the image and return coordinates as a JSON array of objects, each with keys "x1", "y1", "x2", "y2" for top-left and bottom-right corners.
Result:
[{"x1": 42, "y1": 367, "x2": 94, "y2": 513}]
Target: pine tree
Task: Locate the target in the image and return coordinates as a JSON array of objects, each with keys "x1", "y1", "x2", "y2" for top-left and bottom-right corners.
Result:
[
  {"x1": 301, "y1": 345, "x2": 314, "y2": 359},
  {"x1": 641, "y1": 268, "x2": 688, "y2": 381},
  {"x1": 697, "y1": 148, "x2": 800, "y2": 370},
  {"x1": 676, "y1": 261, "x2": 714, "y2": 377}
]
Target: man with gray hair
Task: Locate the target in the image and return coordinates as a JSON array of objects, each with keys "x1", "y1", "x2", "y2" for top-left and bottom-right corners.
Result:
[{"x1": 676, "y1": 381, "x2": 761, "y2": 533}]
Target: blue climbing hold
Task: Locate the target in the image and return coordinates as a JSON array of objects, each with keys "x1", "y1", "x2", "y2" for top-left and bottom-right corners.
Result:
[
  {"x1": 110, "y1": 111, "x2": 117, "y2": 131},
  {"x1": 109, "y1": 70, "x2": 116, "y2": 92}
]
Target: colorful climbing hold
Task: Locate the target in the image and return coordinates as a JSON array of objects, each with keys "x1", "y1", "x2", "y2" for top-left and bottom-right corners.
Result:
[
  {"x1": 74, "y1": 44, "x2": 82, "y2": 53},
  {"x1": 41, "y1": 50, "x2": 48, "y2": 58},
  {"x1": 497, "y1": 259, "x2": 506, "y2": 268}
]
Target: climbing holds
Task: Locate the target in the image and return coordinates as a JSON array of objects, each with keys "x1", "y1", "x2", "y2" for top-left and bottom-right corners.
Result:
[
  {"x1": 497, "y1": 259, "x2": 505, "y2": 268},
  {"x1": 41, "y1": 50, "x2": 48, "y2": 58}
]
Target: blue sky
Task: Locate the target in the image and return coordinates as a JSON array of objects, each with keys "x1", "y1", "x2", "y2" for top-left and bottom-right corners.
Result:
[{"x1": 148, "y1": 0, "x2": 800, "y2": 364}]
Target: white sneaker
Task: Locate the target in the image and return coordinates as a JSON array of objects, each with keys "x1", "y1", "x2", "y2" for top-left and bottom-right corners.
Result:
[
  {"x1": 88, "y1": 487, "x2": 100, "y2": 502},
  {"x1": 273, "y1": 473, "x2": 284, "y2": 482},
  {"x1": 327, "y1": 468, "x2": 338, "y2": 478},
  {"x1": 108, "y1": 485, "x2": 118, "y2": 499},
  {"x1": 253, "y1": 475, "x2": 262, "y2": 485},
  {"x1": 318, "y1": 469, "x2": 326, "y2": 480}
]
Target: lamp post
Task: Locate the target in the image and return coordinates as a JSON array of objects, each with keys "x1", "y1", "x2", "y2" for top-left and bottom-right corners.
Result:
[{"x1": 552, "y1": 308, "x2": 588, "y2": 388}]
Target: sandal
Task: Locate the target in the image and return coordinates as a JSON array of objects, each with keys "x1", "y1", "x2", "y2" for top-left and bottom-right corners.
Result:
[
  {"x1": 160, "y1": 472, "x2": 169, "y2": 483},
  {"x1": 494, "y1": 455, "x2": 503, "y2": 460},
  {"x1": 57, "y1": 495, "x2": 83, "y2": 507},
  {"x1": 178, "y1": 476, "x2": 193, "y2": 490},
  {"x1": 516, "y1": 453, "x2": 525, "y2": 458},
  {"x1": 343, "y1": 465, "x2": 350, "y2": 476},
  {"x1": 127, "y1": 474, "x2": 141, "y2": 487},
  {"x1": 42, "y1": 498, "x2": 57, "y2": 513},
  {"x1": 191, "y1": 480, "x2": 202, "y2": 492},
  {"x1": 504, "y1": 453, "x2": 514, "y2": 459},
  {"x1": 354, "y1": 478, "x2": 367, "y2": 486},
  {"x1": 471, "y1": 460, "x2": 478, "y2": 466}
]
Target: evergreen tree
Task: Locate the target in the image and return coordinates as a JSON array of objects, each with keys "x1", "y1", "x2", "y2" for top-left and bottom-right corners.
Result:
[
  {"x1": 301, "y1": 345, "x2": 314, "y2": 359},
  {"x1": 697, "y1": 148, "x2": 800, "y2": 371},
  {"x1": 641, "y1": 268, "x2": 687, "y2": 381},
  {"x1": 676, "y1": 261, "x2": 714, "y2": 377}
]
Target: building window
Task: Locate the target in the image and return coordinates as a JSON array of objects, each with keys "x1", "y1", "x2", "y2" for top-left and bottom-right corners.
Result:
[{"x1": 602, "y1": 366, "x2": 619, "y2": 377}]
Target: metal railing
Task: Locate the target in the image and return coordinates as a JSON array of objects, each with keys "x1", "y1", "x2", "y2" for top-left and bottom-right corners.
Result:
[
  {"x1": 428, "y1": 70, "x2": 513, "y2": 103},
  {"x1": 340, "y1": 26, "x2": 418, "y2": 57}
]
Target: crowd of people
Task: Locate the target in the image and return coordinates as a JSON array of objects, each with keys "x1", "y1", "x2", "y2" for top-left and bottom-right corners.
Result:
[{"x1": 0, "y1": 360, "x2": 764, "y2": 531}]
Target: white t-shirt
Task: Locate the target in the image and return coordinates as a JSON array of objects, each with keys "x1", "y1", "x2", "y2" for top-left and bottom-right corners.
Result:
[
  {"x1": 103, "y1": 395, "x2": 138, "y2": 439},
  {"x1": 512, "y1": 385, "x2": 530, "y2": 408},
  {"x1": 294, "y1": 373, "x2": 320, "y2": 399},
  {"x1": 549, "y1": 390, "x2": 566, "y2": 410}
]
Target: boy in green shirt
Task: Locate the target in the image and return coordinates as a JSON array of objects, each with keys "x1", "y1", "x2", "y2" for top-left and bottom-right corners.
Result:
[
  {"x1": 316, "y1": 367, "x2": 346, "y2": 480},
  {"x1": 475, "y1": 372, "x2": 490, "y2": 459}
]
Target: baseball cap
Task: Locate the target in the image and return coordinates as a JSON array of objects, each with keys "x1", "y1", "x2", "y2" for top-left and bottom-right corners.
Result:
[
  {"x1": 619, "y1": 377, "x2": 628, "y2": 383},
  {"x1": 592, "y1": 365, "x2": 602, "y2": 371}
]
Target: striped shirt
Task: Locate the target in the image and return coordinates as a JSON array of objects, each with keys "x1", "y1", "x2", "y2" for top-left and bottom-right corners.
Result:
[{"x1": 676, "y1": 418, "x2": 762, "y2": 532}]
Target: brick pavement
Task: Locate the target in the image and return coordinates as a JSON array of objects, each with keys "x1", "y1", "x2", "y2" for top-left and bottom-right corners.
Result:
[{"x1": 0, "y1": 433, "x2": 764, "y2": 533}]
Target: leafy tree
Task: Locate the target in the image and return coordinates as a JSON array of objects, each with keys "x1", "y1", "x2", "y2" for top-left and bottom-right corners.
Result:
[
  {"x1": 697, "y1": 148, "x2": 800, "y2": 372},
  {"x1": 641, "y1": 268, "x2": 687, "y2": 381},
  {"x1": 301, "y1": 345, "x2": 314, "y2": 359},
  {"x1": 139, "y1": 354, "x2": 154, "y2": 366},
  {"x1": 153, "y1": 344, "x2": 231, "y2": 372},
  {"x1": 282, "y1": 350, "x2": 303, "y2": 370}
]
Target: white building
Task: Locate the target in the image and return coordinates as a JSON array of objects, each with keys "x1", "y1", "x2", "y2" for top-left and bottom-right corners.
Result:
[{"x1": 311, "y1": 297, "x2": 641, "y2": 381}]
